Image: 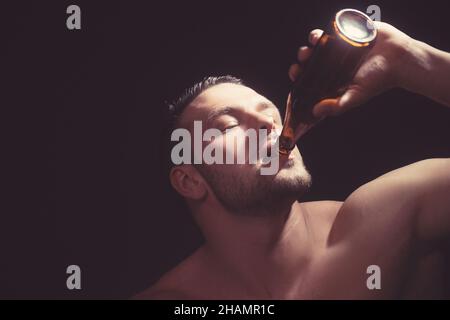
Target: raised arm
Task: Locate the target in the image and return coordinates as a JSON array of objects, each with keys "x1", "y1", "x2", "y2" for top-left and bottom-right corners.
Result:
[
  {"x1": 399, "y1": 39, "x2": 450, "y2": 107},
  {"x1": 329, "y1": 158, "x2": 450, "y2": 249},
  {"x1": 403, "y1": 158, "x2": 450, "y2": 243},
  {"x1": 289, "y1": 21, "x2": 450, "y2": 120}
]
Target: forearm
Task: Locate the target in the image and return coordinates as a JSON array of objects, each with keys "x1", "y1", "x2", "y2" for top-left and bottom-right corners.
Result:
[{"x1": 401, "y1": 39, "x2": 450, "y2": 107}]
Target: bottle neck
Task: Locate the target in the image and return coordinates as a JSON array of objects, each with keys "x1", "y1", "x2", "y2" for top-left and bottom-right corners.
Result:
[
  {"x1": 278, "y1": 93, "x2": 297, "y2": 154},
  {"x1": 278, "y1": 90, "x2": 323, "y2": 155}
]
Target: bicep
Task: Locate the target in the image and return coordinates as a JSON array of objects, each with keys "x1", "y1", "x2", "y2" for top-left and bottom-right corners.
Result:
[
  {"x1": 413, "y1": 159, "x2": 450, "y2": 243},
  {"x1": 328, "y1": 160, "x2": 436, "y2": 246},
  {"x1": 329, "y1": 158, "x2": 450, "y2": 248}
]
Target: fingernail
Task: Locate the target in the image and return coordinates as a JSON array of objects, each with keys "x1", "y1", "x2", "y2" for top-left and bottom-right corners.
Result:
[{"x1": 339, "y1": 93, "x2": 350, "y2": 107}]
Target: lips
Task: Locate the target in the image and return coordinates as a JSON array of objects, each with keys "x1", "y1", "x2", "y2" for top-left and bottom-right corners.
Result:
[
  {"x1": 265, "y1": 129, "x2": 281, "y2": 153},
  {"x1": 260, "y1": 129, "x2": 295, "y2": 167},
  {"x1": 260, "y1": 131, "x2": 278, "y2": 162}
]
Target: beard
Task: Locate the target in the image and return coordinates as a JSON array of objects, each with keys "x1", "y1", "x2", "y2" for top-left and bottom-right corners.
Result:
[{"x1": 195, "y1": 157, "x2": 312, "y2": 216}]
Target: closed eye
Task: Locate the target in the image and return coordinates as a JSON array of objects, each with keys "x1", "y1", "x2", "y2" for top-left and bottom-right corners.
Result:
[{"x1": 221, "y1": 123, "x2": 239, "y2": 133}]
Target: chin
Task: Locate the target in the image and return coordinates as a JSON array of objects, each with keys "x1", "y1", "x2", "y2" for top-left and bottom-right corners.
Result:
[
  {"x1": 278, "y1": 164, "x2": 310, "y2": 181},
  {"x1": 278, "y1": 153, "x2": 311, "y2": 180}
]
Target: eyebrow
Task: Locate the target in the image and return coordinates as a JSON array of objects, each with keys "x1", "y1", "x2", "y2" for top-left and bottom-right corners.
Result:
[
  {"x1": 206, "y1": 106, "x2": 236, "y2": 124},
  {"x1": 206, "y1": 101, "x2": 277, "y2": 124}
]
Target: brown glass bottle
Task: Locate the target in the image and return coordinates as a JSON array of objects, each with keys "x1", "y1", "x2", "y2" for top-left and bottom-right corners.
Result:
[{"x1": 279, "y1": 9, "x2": 378, "y2": 154}]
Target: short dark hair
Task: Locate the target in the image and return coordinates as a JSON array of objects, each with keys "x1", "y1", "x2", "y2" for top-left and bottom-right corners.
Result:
[
  {"x1": 167, "y1": 75, "x2": 243, "y2": 133},
  {"x1": 163, "y1": 75, "x2": 243, "y2": 172}
]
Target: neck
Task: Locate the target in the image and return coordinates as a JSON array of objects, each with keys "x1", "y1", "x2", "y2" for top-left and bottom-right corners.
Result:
[{"x1": 194, "y1": 198, "x2": 312, "y2": 296}]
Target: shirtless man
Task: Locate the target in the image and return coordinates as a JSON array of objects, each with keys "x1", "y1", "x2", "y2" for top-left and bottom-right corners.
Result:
[{"x1": 136, "y1": 21, "x2": 450, "y2": 299}]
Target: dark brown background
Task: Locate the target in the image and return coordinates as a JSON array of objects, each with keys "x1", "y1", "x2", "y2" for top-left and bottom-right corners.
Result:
[{"x1": 2, "y1": 0, "x2": 450, "y2": 299}]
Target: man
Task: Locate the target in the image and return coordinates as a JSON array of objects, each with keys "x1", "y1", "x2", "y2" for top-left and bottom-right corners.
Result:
[{"x1": 136, "y1": 21, "x2": 450, "y2": 299}]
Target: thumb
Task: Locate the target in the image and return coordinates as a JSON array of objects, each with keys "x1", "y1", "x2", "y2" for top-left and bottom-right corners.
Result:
[
  {"x1": 338, "y1": 86, "x2": 368, "y2": 110},
  {"x1": 312, "y1": 98, "x2": 340, "y2": 118}
]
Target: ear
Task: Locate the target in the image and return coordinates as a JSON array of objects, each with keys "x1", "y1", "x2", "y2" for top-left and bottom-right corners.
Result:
[{"x1": 169, "y1": 165, "x2": 207, "y2": 201}]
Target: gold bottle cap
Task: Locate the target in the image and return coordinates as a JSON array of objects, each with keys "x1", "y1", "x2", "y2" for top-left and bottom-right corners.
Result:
[{"x1": 335, "y1": 9, "x2": 377, "y2": 46}]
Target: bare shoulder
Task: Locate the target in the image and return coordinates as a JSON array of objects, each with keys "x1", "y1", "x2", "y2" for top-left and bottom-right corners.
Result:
[
  {"x1": 296, "y1": 160, "x2": 446, "y2": 247},
  {"x1": 298, "y1": 201, "x2": 343, "y2": 245},
  {"x1": 132, "y1": 248, "x2": 207, "y2": 300}
]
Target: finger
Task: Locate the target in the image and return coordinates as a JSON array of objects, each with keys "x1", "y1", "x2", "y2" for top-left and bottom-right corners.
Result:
[
  {"x1": 312, "y1": 87, "x2": 369, "y2": 118},
  {"x1": 312, "y1": 98, "x2": 341, "y2": 118},
  {"x1": 288, "y1": 64, "x2": 301, "y2": 82},
  {"x1": 308, "y1": 29, "x2": 324, "y2": 46},
  {"x1": 297, "y1": 46, "x2": 312, "y2": 63},
  {"x1": 338, "y1": 87, "x2": 368, "y2": 109}
]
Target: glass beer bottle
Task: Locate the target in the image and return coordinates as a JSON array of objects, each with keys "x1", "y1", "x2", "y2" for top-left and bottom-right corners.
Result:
[{"x1": 278, "y1": 9, "x2": 378, "y2": 154}]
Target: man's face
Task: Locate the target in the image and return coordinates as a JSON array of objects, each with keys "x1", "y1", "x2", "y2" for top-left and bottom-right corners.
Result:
[{"x1": 179, "y1": 83, "x2": 311, "y2": 215}]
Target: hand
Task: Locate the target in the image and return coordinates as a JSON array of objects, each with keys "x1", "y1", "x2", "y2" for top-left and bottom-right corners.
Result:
[{"x1": 288, "y1": 21, "x2": 414, "y2": 119}]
